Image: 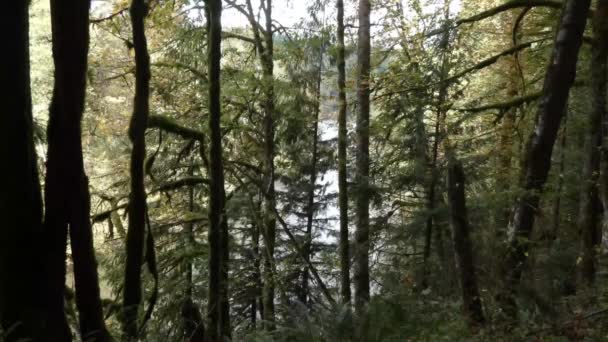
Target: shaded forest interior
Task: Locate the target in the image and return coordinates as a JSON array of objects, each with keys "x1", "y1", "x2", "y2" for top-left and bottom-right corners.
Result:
[{"x1": 3, "y1": 0, "x2": 608, "y2": 340}]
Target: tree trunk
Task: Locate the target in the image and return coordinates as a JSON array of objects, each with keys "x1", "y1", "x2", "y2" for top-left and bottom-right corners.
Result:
[
  {"x1": 423, "y1": 5, "x2": 452, "y2": 290},
  {"x1": 422, "y1": 113, "x2": 440, "y2": 289},
  {"x1": 251, "y1": 211, "x2": 261, "y2": 328},
  {"x1": 549, "y1": 120, "x2": 567, "y2": 241},
  {"x1": 354, "y1": 0, "x2": 371, "y2": 314},
  {"x1": 182, "y1": 168, "x2": 205, "y2": 342},
  {"x1": 300, "y1": 47, "x2": 323, "y2": 306},
  {"x1": 45, "y1": 0, "x2": 111, "y2": 340},
  {"x1": 206, "y1": 0, "x2": 231, "y2": 339},
  {"x1": 579, "y1": 0, "x2": 608, "y2": 288},
  {"x1": 501, "y1": 0, "x2": 591, "y2": 315},
  {"x1": 447, "y1": 160, "x2": 485, "y2": 327},
  {"x1": 336, "y1": 0, "x2": 351, "y2": 306},
  {"x1": 258, "y1": 0, "x2": 277, "y2": 329},
  {"x1": 123, "y1": 0, "x2": 151, "y2": 338},
  {"x1": 0, "y1": 2, "x2": 45, "y2": 340}
]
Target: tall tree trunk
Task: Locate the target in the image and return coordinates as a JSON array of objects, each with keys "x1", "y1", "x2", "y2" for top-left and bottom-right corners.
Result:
[
  {"x1": 579, "y1": 0, "x2": 608, "y2": 288},
  {"x1": 300, "y1": 48, "x2": 323, "y2": 306},
  {"x1": 45, "y1": 0, "x2": 111, "y2": 340},
  {"x1": 260, "y1": 0, "x2": 277, "y2": 329},
  {"x1": 447, "y1": 160, "x2": 485, "y2": 327},
  {"x1": 123, "y1": 0, "x2": 151, "y2": 338},
  {"x1": 206, "y1": 0, "x2": 231, "y2": 339},
  {"x1": 354, "y1": 0, "x2": 371, "y2": 314},
  {"x1": 336, "y1": 0, "x2": 351, "y2": 306},
  {"x1": 501, "y1": 0, "x2": 591, "y2": 315},
  {"x1": 0, "y1": 1, "x2": 45, "y2": 340}
]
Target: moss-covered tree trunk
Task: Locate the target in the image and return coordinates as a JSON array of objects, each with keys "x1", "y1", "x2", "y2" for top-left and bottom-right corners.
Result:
[
  {"x1": 579, "y1": 0, "x2": 608, "y2": 287},
  {"x1": 501, "y1": 0, "x2": 591, "y2": 316},
  {"x1": 354, "y1": 0, "x2": 371, "y2": 314},
  {"x1": 123, "y1": 0, "x2": 151, "y2": 338}
]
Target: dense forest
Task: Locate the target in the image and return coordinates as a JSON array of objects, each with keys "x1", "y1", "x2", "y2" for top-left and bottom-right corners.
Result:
[{"x1": 1, "y1": 0, "x2": 608, "y2": 340}]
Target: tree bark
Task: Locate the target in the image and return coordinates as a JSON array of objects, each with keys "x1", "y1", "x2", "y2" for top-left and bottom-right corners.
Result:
[
  {"x1": 550, "y1": 120, "x2": 567, "y2": 241},
  {"x1": 354, "y1": 0, "x2": 371, "y2": 314},
  {"x1": 336, "y1": 0, "x2": 351, "y2": 306},
  {"x1": 206, "y1": 0, "x2": 231, "y2": 340},
  {"x1": 579, "y1": 0, "x2": 608, "y2": 288},
  {"x1": 447, "y1": 160, "x2": 485, "y2": 327},
  {"x1": 0, "y1": 2, "x2": 45, "y2": 340},
  {"x1": 501, "y1": 0, "x2": 591, "y2": 315},
  {"x1": 123, "y1": 0, "x2": 151, "y2": 339}
]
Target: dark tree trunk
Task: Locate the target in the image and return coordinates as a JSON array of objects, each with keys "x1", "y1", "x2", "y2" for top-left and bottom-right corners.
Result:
[
  {"x1": 336, "y1": 0, "x2": 351, "y2": 306},
  {"x1": 354, "y1": 0, "x2": 371, "y2": 314},
  {"x1": 447, "y1": 160, "x2": 485, "y2": 327},
  {"x1": 123, "y1": 0, "x2": 151, "y2": 339},
  {"x1": 45, "y1": 0, "x2": 110, "y2": 340},
  {"x1": 0, "y1": 2, "x2": 45, "y2": 340},
  {"x1": 206, "y1": 0, "x2": 231, "y2": 340},
  {"x1": 501, "y1": 0, "x2": 591, "y2": 315},
  {"x1": 579, "y1": 0, "x2": 608, "y2": 287}
]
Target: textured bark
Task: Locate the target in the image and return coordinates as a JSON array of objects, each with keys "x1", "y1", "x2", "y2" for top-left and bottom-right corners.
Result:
[
  {"x1": 501, "y1": 0, "x2": 591, "y2": 315},
  {"x1": 336, "y1": 0, "x2": 351, "y2": 306},
  {"x1": 447, "y1": 161, "x2": 485, "y2": 327},
  {"x1": 550, "y1": 121, "x2": 567, "y2": 241},
  {"x1": 0, "y1": 2, "x2": 44, "y2": 340},
  {"x1": 123, "y1": 0, "x2": 151, "y2": 338},
  {"x1": 206, "y1": 0, "x2": 231, "y2": 340},
  {"x1": 354, "y1": 0, "x2": 371, "y2": 313},
  {"x1": 45, "y1": 0, "x2": 110, "y2": 340},
  {"x1": 580, "y1": 0, "x2": 608, "y2": 287}
]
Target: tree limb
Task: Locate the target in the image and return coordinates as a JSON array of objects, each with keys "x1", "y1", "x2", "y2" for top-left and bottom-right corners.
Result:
[
  {"x1": 426, "y1": 0, "x2": 568, "y2": 38},
  {"x1": 148, "y1": 114, "x2": 205, "y2": 141}
]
